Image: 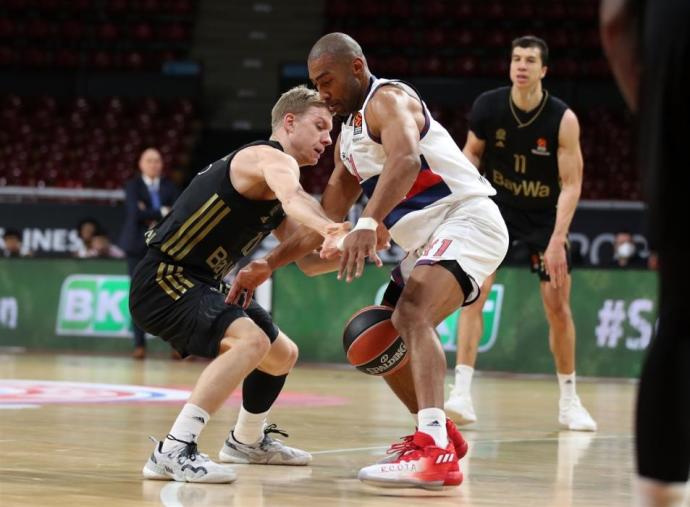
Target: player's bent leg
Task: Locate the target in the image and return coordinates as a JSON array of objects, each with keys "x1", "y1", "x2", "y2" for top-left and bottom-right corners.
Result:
[
  {"x1": 191, "y1": 319, "x2": 272, "y2": 413},
  {"x1": 360, "y1": 264, "x2": 466, "y2": 489},
  {"x1": 143, "y1": 318, "x2": 271, "y2": 483},
  {"x1": 219, "y1": 332, "x2": 311, "y2": 466},
  {"x1": 381, "y1": 360, "x2": 419, "y2": 414},
  {"x1": 541, "y1": 278, "x2": 597, "y2": 432},
  {"x1": 255, "y1": 332, "x2": 299, "y2": 376}
]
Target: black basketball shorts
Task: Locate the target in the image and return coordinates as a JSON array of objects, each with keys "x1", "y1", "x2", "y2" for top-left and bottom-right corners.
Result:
[
  {"x1": 129, "y1": 251, "x2": 279, "y2": 359},
  {"x1": 497, "y1": 202, "x2": 572, "y2": 281}
]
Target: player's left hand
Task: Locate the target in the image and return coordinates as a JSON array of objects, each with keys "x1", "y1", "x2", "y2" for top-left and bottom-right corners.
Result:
[
  {"x1": 226, "y1": 259, "x2": 272, "y2": 309},
  {"x1": 338, "y1": 229, "x2": 382, "y2": 282},
  {"x1": 543, "y1": 240, "x2": 567, "y2": 289}
]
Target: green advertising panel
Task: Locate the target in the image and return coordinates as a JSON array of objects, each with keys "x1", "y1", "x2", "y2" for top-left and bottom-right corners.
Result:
[
  {"x1": 0, "y1": 259, "x2": 658, "y2": 377},
  {"x1": 56, "y1": 275, "x2": 132, "y2": 336},
  {"x1": 0, "y1": 259, "x2": 171, "y2": 354},
  {"x1": 273, "y1": 264, "x2": 658, "y2": 378}
]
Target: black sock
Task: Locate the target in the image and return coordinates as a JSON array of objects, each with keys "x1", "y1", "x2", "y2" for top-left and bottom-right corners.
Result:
[{"x1": 241, "y1": 369, "x2": 288, "y2": 414}]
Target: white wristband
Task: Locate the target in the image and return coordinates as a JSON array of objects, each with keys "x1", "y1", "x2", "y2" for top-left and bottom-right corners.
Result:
[
  {"x1": 337, "y1": 217, "x2": 378, "y2": 251},
  {"x1": 352, "y1": 217, "x2": 378, "y2": 231}
]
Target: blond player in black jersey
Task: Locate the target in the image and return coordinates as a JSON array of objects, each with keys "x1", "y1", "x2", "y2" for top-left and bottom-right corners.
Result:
[
  {"x1": 445, "y1": 36, "x2": 597, "y2": 432},
  {"x1": 131, "y1": 86, "x2": 349, "y2": 483}
]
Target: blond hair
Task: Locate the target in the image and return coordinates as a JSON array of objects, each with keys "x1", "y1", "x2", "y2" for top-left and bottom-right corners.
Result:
[{"x1": 271, "y1": 85, "x2": 327, "y2": 132}]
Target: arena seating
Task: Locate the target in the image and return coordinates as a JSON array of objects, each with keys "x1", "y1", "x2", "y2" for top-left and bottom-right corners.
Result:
[
  {"x1": 0, "y1": 0, "x2": 195, "y2": 70},
  {"x1": 300, "y1": 105, "x2": 638, "y2": 201},
  {"x1": 307, "y1": 0, "x2": 639, "y2": 200},
  {"x1": 325, "y1": 0, "x2": 608, "y2": 79},
  {"x1": 0, "y1": 94, "x2": 198, "y2": 188}
]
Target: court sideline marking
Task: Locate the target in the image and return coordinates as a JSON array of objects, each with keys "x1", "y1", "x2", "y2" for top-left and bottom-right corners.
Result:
[{"x1": 310, "y1": 434, "x2": 631, "y2": 455}]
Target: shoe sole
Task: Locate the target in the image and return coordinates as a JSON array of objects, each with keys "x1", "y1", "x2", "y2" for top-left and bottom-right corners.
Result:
[
  {"x1": 360, "y1": 477, "x2": 460, "y2": 491},
  {"x1": 218, "y1": 450, "x2": 311, "y2": 466},
  {"x1": 142, "y1": 463, "x2": 172, "y2": 481},
  {"x1": 560, "y1": 423, "x2": 597, "y2": 432},
  {"x1": 142, "y1": 463, "x2": 237, "y2": 483}
]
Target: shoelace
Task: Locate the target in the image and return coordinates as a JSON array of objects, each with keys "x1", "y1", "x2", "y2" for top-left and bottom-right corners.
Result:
[
  {"x1": 165, "y1": 434, "x2": 207, "y2": 461},
  {"x1": 263, "y1": 423, "x2": 289, "y2": 439},
  {"x1": 386, "y1": 434, "x2": 417, "y2": 457}
]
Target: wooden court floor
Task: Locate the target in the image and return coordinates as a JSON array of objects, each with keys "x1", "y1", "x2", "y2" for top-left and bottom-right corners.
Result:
[{"x1": 0, "y1": 352, "x2": 644, "y2": 506}]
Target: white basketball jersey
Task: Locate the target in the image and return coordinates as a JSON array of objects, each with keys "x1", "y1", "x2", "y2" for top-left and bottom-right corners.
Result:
[{"x1": 339, "y1": 77, "x2": 496, "y2": 251}]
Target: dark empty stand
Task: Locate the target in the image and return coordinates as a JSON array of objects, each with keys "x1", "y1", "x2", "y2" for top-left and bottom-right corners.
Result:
[{"x1": 0, "y1": 94, "x2": 198, "y2": 188}]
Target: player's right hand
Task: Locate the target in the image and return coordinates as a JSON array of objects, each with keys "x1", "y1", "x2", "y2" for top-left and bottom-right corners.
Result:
[
  {"x1": 321, "y1": 221, "x2": 351, "y2": 260},
  {"x1": 226, "y1": 259, "x2": 272, "y2": 309}
]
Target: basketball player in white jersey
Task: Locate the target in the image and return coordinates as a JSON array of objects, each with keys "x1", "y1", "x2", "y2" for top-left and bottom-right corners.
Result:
[{"x1": 229, "y1": 33, "x2": 509, "y2": 490}]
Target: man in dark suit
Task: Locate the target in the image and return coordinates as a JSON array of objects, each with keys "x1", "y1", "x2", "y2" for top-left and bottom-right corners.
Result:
[{"x1": 120, "y1": 147, "x2": 180, "y2": 359}]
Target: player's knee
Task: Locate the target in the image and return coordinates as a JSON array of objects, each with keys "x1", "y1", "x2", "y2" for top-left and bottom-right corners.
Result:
[
  {"x1": 247, "y1": 330, "x2": 272, "y2": 359},
  {"x1": 392, "y1": 300, "x2": 431, "y2": 340},
  {"x1": 269, "y1": 338, "x2": 299, "y2": 375},
  {"x1": 284, "y1": 339, "x2": 299, "y2": 370},
  {"x1": 545, "y1": 301, "x2": 572, "y2": 323},
  {"x1": 220, "y1": 325, "x2": 271, "y2": 361}
]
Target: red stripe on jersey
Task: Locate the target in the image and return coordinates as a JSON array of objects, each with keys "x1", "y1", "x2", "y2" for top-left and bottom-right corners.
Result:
[
  {"x1": 404, "y1": 167, "x2": 443, "y2": 200},
  {"x1": 348, "y1": 154, "x2": 363, "y2": 183}
]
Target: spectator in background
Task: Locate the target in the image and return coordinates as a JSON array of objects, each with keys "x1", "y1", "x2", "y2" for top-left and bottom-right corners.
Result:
[
  {"x1": 80, "y1": 231, "x2": 125, "y2": 259},
  {"x1": 2, "y1": 228, "x2": 30, "y2": 258},
  {"x1": 610, "y1": 230, "x2": 647, "y2": 268},
  {"x1": 119, "y1": 147, "x2": 180, "y2": 359},
  {"x1": 74, "y1": 218, "x2": 102, "y2": 257}
]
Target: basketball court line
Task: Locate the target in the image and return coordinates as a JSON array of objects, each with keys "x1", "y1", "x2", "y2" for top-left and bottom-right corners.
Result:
[{"x1": 310, "y1": 434, "x2": 631, "y2": 455}]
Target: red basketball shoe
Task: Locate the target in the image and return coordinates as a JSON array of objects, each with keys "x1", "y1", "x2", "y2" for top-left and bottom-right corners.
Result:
[
  {"x1": 379, "y1": 418, "x2": 468, "y2": 464},
  {"x1": 446, "y1": 418, "x2": 469, "y2": 459},
  {"x1": 358, "y1": 431, "x2": 462, "y2": 490}
]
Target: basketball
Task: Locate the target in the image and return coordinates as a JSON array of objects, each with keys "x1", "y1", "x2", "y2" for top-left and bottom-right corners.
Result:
[{"x1": 342, "y1": 305, "x2": 409, "y2": 376}]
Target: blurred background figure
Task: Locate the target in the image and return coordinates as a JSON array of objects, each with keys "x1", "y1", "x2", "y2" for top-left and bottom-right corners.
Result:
[
  {"x1": 80, "y1": 230, "x2": 125, "y2": 259},
  {"x1": 611, "y1": 230, "x2": 647, "y2": 268},
  {"x1": 602, "y1": 0, "x2": 690, "y2": 505},
  {"x1": 74, "y1": 218, "x2": 103, "y2": 258},
  {"x1": 1, "y1": 228, "x2": 30, "y2": 258},
  {"x1": 119, "y1": 147, "x2": 180, "y2": 359}
]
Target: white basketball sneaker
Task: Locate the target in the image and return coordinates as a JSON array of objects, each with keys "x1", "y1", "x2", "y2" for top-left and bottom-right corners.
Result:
[
  {"x1": 444, "y1": 386, "x2": 477, "y2": 426},
  {"x1": 143, "y1": 435, "x2": 237, "y2": 483},
  {"x1": 559, "y1": 396, "x2": 597, "y2": 431},
  {"x1": 218, "y1": 424, "x2": 312, "y2": 465}
]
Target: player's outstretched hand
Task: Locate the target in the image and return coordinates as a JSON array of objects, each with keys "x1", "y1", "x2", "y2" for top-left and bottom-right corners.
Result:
[
  {"x1": 338, "y1": 229, "x2": 382, "y2": 283},
  {"x1": 321, "y1": 222, "x2": 351, "y2": 260},
  {"x1": 226, "y1": 259, "x2": 272, "y2": 309}
]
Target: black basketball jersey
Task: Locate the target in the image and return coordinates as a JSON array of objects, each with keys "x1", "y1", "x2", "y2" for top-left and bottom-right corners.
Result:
[
  {"x1": 145, "y1": 140, "x2": 286, "y2": 283},
  {"x1": 469, "y1": 86, "x2": 569, "y2": 210}
]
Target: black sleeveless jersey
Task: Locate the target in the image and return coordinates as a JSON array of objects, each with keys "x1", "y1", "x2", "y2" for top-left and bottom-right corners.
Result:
[
  {"x1": 145, "y1": 140, "x2": 286, "y2": 283},
  {"x1": 469, "y1": 86, "x2": 569, "y2": 210}
]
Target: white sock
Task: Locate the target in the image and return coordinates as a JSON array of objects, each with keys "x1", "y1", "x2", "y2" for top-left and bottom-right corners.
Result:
[
  {"x1": 417, "y1": 408, "x2": 448, "y2": 448},
  {"x1": 558, "y1": 372, "x2": 576, "y2": 401},
  {"x1": 162, "y1": 403, "x2": 210, "y2": 452},
  {"x1": 454, "y1": 365, "x2": 474, "y2": 395},
  {"x1": 232, "y1": 406, "x2": 269, "y2": 445}
]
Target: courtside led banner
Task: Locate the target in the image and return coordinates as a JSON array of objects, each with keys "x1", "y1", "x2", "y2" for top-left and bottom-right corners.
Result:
[{"x1": 56, "y1": 275, "x2": 132, "y2": 337}]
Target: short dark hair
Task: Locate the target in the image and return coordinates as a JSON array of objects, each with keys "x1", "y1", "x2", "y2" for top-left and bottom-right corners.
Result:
[
  {"x1": 511, "y1": 35, "x2": 549, "y2": 66},
  {"x1": 3, "y1": 228, "x2": 21, "y2": 240}
]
